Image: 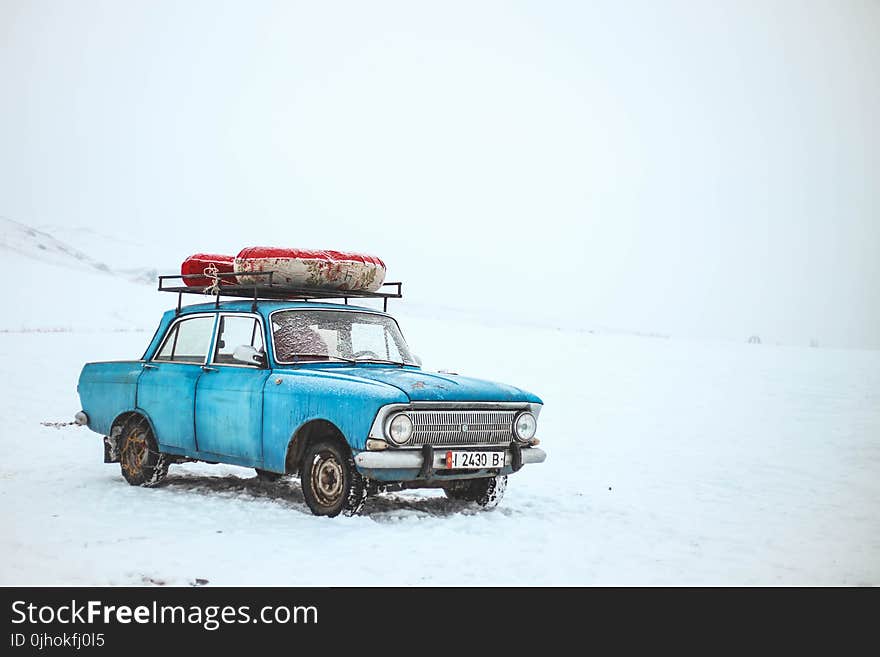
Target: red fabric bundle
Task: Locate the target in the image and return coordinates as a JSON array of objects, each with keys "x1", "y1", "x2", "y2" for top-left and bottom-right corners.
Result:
[{"x1": 181, "y1": 253, "x2": 236, "y2": 287}]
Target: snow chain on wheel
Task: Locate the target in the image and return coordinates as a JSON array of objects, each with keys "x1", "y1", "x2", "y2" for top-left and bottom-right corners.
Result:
[
  {"x1": 444, "y1": 475, "x2": 507, "y2": 510},
  {"x1": 343, "y1": 460, "x2": 368, "y2": 517},
  {"x1": 472, "y1": 475, "x2": 507, "y2": 509},
  {"x1": 118, "y1": 415, "x2": 168, "y2": 487}
]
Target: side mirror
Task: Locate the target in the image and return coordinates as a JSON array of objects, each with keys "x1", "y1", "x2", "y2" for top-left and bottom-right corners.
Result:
[{"x1": 233, "y1": 344, "x2": 265, "y2": 367}]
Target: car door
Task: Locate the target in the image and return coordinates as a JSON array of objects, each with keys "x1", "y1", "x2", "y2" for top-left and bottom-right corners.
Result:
[
  {"x1": 194, "y1": 313, "x2": 270, "y2": 462},
  {"x1": 137, "y1": 314, "x2": 217, "y2": 452}
]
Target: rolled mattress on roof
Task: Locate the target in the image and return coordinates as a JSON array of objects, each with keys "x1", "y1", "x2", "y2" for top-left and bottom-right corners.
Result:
[{"x1": 233, "y1": 247, "x2": 387, "y2": 292}]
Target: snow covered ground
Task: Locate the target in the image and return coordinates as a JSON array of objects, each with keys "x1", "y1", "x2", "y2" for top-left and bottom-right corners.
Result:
[{"x1": 1, "y1": 222, "x2": 878, "y2": 585}]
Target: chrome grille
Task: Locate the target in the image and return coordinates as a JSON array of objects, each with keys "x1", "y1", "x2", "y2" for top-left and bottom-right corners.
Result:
[{"x1": 408, "y1": 409, "x2": 517, "y2": 447}]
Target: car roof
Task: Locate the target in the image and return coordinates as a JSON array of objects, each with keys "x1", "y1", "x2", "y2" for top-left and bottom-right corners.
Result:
[{"x1": 173, "y1": 299, "x2": 389, "y2": 317}]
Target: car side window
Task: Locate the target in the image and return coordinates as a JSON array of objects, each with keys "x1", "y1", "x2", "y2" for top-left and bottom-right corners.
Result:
[
  {"x1": 154, "y1": 316, "x2": 215, "y2": 363},
  {"x1": 213, "y1": 315, "x2": 264, "y2": 366}
]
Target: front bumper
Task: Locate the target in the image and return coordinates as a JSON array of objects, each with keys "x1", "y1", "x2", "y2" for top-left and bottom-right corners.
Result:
[{"x1": 353, "y1": 445, "x2": 546, "y2": 482}]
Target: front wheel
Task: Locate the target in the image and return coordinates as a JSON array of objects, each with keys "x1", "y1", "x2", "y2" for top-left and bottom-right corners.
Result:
[
  {"x1": 300, "y1": 440, "x2": 365, "y2": 517},
  {"x1": 119, "y1": 419, "x2": 168, "y2": 487},
  {"x1": 444, "y1": 475, "x2": 507, "y2": 510}
]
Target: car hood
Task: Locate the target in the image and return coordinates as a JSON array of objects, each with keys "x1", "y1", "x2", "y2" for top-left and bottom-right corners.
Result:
[{"x1": 316, "y1": 366, "x2": 542, "y2": 404}]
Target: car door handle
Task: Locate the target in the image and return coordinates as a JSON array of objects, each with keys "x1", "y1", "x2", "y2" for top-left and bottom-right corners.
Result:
[
  {"x1": 142, "y1": 363, "x2": 157, "y2": 370},
  {"x1": 201, "y1": 366, "x2": 218, "y2": 373}
]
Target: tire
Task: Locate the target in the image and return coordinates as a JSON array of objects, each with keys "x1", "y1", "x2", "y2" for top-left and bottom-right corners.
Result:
[
  {"x1": 444, "y1": 475, "x2": 507, "y2": 510},
  {"x1": 300, "y1": 439, "x2": 365, "y2": 517},
  {"x1": 254, "y1": 468, "x2": 282, "y2": 482},
  {"x1": 118, "y1": 417, "x2": 168, "y2": 487}
]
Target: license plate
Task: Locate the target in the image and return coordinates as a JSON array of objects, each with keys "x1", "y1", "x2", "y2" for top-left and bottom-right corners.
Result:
[{"x1": 445, "y1": 450, "x2": 505, "y2": 470}]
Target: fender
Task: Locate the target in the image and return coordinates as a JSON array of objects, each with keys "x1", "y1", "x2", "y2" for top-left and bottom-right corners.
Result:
[
  {"x1": 281, "y1": 418, "x2": 346, "y2": 476},
  {"x1": 261, "y1": 371, "x2": 408, "y2": 473},
  {"x1": 103, "y1": 409, "x2": 160, "y2": 463},
  {"x1": 78, "y1": 362, "x2": 144, "y2": 435},
  {"x1": 109, "y1": 409, "x2": 161, "y2": 444}
]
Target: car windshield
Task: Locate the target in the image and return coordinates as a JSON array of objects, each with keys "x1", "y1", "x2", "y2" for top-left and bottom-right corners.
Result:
[{"x1": 271, "y1": 310, "x2": 416, "y2": 365}]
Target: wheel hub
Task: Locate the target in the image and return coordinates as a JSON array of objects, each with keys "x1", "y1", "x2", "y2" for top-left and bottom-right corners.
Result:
[{"x1": 312, "y1": 453, "x2": 344, "y2": 505}]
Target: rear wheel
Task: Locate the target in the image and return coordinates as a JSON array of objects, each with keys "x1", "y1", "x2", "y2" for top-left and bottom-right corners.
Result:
[
  {"x1": 119, "y1": 419, "x2": 168, "y2": 487},
  {"x1": 444, "y1": 475, "x2": 507, "y2": 509},
  {"x1": 300, "y1": 440, "x2": 365, "y2": 517}
]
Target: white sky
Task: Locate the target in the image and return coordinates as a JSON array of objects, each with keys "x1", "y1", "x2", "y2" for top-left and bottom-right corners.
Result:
[{"x1": 1, "y1": 0, "x2": 878, "y2": 348}]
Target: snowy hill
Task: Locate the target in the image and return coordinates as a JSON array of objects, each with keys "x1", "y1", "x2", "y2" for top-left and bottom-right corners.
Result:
[
  {"x1": 34, "y1": 222, "x2": 182, "y2": 284},
  {"x1": 0, "y1": 217, "x2": 172, "y2": 331},
  {"x1": 0, "y1": 217, "x2": 116, "y2": 275},
  {"x1": 0, "y1": 216, "x2": 169, "y2": 283},
  {"x1": 0, "y1": 217, "x2": 878, "y2": 585}
]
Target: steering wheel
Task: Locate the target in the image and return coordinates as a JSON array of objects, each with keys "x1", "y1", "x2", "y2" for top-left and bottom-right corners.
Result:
[{"x1": 353, "y1": 350, "x2": 381, "y2": 360}]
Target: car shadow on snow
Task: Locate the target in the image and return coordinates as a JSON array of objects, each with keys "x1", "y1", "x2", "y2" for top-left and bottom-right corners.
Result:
[
  {"x1": 159, "y1": 472, "x2": 309, "y2": 508},
  {"x1": 156, "y1": 472, "x2": 504, "y2": 520}
]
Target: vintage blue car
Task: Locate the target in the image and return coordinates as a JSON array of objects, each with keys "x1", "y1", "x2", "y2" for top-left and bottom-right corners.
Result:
[{"x1": 75, "y1": 288, "x2": 546, "y2": 516}]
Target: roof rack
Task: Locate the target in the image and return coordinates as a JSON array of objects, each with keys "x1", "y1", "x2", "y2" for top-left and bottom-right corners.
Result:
[{"x1": 158, "y1": 271, "x2": 403, "y2": 314}]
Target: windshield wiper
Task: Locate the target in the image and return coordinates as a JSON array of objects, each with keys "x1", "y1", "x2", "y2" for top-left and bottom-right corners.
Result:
[
  {"x1": 353, "y1": 357, "x2": 406, "y2": 367},
  {"x1": 289, "y1": 353, "x2": 357, "y2": 363}
]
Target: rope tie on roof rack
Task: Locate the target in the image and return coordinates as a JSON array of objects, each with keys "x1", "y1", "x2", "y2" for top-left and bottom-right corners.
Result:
[{"x1": 203, "y1": 263, "x2": 222, "y2": 297}]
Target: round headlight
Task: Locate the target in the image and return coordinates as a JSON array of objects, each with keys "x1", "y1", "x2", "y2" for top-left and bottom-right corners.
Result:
[
  {"x1": 387, "y1": 413, "x2": 414, "y2": 445},
  {"x1": 513, "y1": 412, "x2": 537, "y2": 442}
]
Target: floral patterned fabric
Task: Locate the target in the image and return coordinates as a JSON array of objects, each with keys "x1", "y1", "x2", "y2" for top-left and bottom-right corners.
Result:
[{"x1": 233, "y1": 247, "x2": 386, "y2": 291}]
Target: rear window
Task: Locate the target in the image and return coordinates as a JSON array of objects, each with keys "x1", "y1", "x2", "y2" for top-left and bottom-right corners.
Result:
[{"x1": 154, "y1": 316, "x2": 215, "y2": 363}]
